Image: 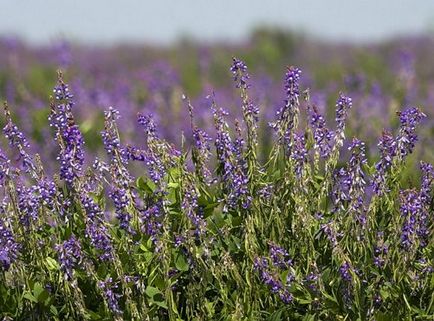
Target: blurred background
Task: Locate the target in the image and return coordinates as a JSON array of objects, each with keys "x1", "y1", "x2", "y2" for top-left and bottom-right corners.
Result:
[{"x1": 1, "y1": 0, "x2": 434, "y2": 179}]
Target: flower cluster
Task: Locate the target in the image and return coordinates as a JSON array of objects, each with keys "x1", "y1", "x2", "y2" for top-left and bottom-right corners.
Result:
[
  {"x1": 309, "y1": 106, "x2": 333, "y2": 158},
  {"x1": 55, "y1": 236, "x2": 82, "y2": 280},
  {"x1": 0, "y1": 220, "x2": 19, "y2": 271},
  {"x1": 49, "y1": 75, "x2": 85, "y2": 184}
]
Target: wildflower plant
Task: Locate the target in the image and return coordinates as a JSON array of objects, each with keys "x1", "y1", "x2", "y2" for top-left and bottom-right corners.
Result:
[{"x1": 0, "y1": 58, "x2": 433, "y2": 321}]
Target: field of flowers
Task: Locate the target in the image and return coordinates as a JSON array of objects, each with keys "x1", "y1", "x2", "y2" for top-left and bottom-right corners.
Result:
[{"x1": 0, "y1": 32, "x2": 433, "y2": 320}]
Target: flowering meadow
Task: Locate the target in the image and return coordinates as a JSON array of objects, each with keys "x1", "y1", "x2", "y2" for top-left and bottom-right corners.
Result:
[{"x1": 0, "y1": 34, "x2": 434, "y2": 320}]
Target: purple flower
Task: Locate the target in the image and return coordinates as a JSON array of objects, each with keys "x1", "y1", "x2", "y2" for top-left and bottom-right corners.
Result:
[
  {"x1": 0, "y1": 148, "x2": 11, "y2": 184},
  {"x1": 339, "y1": 261, "x2": 352, "y2": 282},
  {"x1": 81, "y1": 195, "x2": 114, "y2": 261},
  {"x1": 0, "y1": 220, "x2": 19, "y2": 271},
  {"x1": 98, "y1": 277, "x2": 122, "y2": 315},
  {"x1": 290, "y1": 133, "x2": 307, "y2": 177},
  {"x1": 347, "y1": 138, "x2": 367, "y2": 200},
  {"x1": 191, "y1": 127, "x2": 213, "y2": 183},
  {"x1": 230, "y1": 57, "x2": 250, "y2": 89},
  {"x1": 399, "y1": 189, "x2": 423, "y2": 250},
  {"x1": 372, "y1": 131, "x2": 396, "y2": 195},
  {"x1": 139, "y1": 201, "x2": 164, "y2": 241},
  {"x1": 182, "y1": 183, "x2": 206, "y2": 236},
  {"x1": 335, "y1": 93, "x2": 352, "y2": 133},
  {"x1": 310, "y1": 105, "x2": 333, "y2": 158},
  {"x1": 55, "y1": 236, "x2": 82, "y2": 280},
  {"x1": 16, "y1": 184, "x2": 39, "y2": 229},
  {"x1": 109, "y1": 187, "x2": 133, "y2": 233},
  {"x1": 332, "y1": 168, "x2": 351, "y2": 212},
  {"x1": 268, "y1": 242, "x2": 292, "y2": 269},
  {"x1": 270, "y1": 67, "x2": 302, "y2": 147},
  {"x1": 49, "y1": 75, "x2": 85, "y2": 184},
  {"x1": 136, "y1": 113, "x2": 179, "y2": 186},
  {"x1": 420, "y1": 161, "x2": 433, "y2": 205},
  {"x1": 396, "y1": 107, "x2": 426, "y2": 159},
  {"x1": 3, "y1": 103, "x2": 37, "y2": 176},
  {"x1": 253, "y1": 255, "x2": 294, "y2": 304},
  {"x1": 333, "y1": 93, "x2": 352, "y2": 152}
]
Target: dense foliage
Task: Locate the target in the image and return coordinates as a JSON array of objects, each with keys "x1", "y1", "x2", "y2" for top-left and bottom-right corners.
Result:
[{"x1": 0, "y1": 53, "x2": 433, "y2": 320}]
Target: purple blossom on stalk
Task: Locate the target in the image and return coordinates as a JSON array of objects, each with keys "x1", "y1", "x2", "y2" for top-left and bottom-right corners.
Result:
[
  {"x1": 3, "y1": 114, "x2": 29, "y2": 148},
  {"x1": 334, "y1": 93, "x2": 352, "y2": 149},
  {"x1": 396, "y1": 107, "x2": 426, "y2": 159},
  {"x1": 212, "y1": 106, "x2": 250, "y2": 210},
  {"x1": 373, "y1": 244, "x2": 388, "y2": 268},
  {"x1": 191, "y1": 127, "x2": 213, "y2": 183},
  {"x1": 309, "y1": 105, "x2": 333, "y2": 158},
  {"x1": 270, "y1": 66, "x2": 302, "y2": 147},
  {"x1": 420, "y1": 161, "x2": 433, "y2": 205},
  {"x1": 417, "y1": 162, "x2": 433, "y2": 248},
  {"x1": 372, "y1": 131, "x2": 396, "y2": 195},
  {"x1": 332, "y1": 168, "x2": 351, "y2": 212},
  {"x1": 16, "y1": 184, "x2": 39, "y2": 229},
  {"x1": 230, "y1": 57, "x2": 250, "y2": 89},
  {"x1": 49, "y1": 74, "x2": 85, "y2": 184},
  {"x1": 98, "y1": 277, "x2": 122, "y2": 315},
  {"x1": 230, "y1": 121, "x2": 251, "y2": 209},
  {"x1": 339, "y1": 261, "x2": 353, "y2": 282},
  {"x1": 81, "y1": 195, "x2": 114, "y2": 261},
  {"x1": 0, "y1": 148, "x2": 10, "y2": 184},
  {"x1": 185, "y1": 96, "x2": 214, "y2": 183},
  {"x1": 36, "y1": 179, "x2": 57, "y2": 209},
  {"x1": 3, "y1": 103, "x2": 37, "y2": 176},
  {"x1": 290, "y1": 133, "x2": 308, "y2": 177},
  {"x1": 268, "y1": 242, "x2": 292, "y2": 269},
  {"x1": 212, "y1": 106, "x2": 234, "y2": 183},
  {"x1": 55, "y1": 236, "x2": 82, "y2": 280},
  {"x1": 253, "y1": 257, "x2": 293, "y2": 304},
  {"x1": 0, "y1": 220, "x2": 19, "y2": 271},
  {"x1": 136, "y1": 113, "x2": 180, "y2": 186},
  {"x1": 230, "y1": 58, "x2": 259, "y2": 149},
  {"x1": 109, "y1": 187, "x2": 133, "y2": 233},
  {"x1": 139, "y1": 201, "x2": 164, "y2": 241},
  {"x1": 399, "y1": 189, "x2": 423, "y2": 250},
  {"x1": 85, "y1": 220, "x2": 114, "y2": 262},
  {"x1": 101, "y1": 109, "x2": 121, "y2": 157},
  {"x1": 304, "y1": 272, "x2": 319, "y2": 293},
  {"x1": 320, "y1": 221, "x2": 340, "y2": 247},
  {"x1": 182, "y1": 183, "x2": 206, "y2": 236},
  {"x1": 335, "y1": 94, "x2": 352, "y2": 132},
  {"x1": 347, "y1": 138, "x2": 367, "y2": 200}
]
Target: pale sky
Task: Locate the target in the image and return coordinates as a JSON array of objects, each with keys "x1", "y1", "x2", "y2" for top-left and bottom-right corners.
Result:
[{"x1": 1, "y1": 0, "x2": 434, "y2": 44}]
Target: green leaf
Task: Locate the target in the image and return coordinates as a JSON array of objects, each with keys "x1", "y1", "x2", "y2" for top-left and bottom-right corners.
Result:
[
  {"x1": 168, "y1": 182, "x2": 179, "y2": 189},
  {"x1": 137, "y1": 177, "x2": 155, "y2": 193},
  {"x1": 33, "y1": 282, "x2": 49, "y2": 304},
  {"x1": 23, "y1": 292, "x2": 38, "y2": 303},
  {"x1": 145, "y1": 286, "x2": 162, "y2": 299},
  {"x1": 50, "y1": 305, "x2": 58, "y2": 316},
  {"x1": 374, "y1": 312, "x2": 395, "y2": 321},
  {"x1": 46, "y1": 257, "x2": 60, "y2": 271},
  {"x1": 175, "y1": 253, "x2": 189, "y2": 272},
  {"x1": 154, "y1": 299, "x2": 168, "y2": 309}
]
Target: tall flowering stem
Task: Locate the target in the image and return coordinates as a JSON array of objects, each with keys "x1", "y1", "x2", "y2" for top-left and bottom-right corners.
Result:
[
  {"x1": 101, "y1": 107, "x2": 137, "y2": 233},
  {"x1": 396, "y1": 107, "x2": 426, "y2": 160},
  {"x1": 212, "y1": 101, "x2": 251, "y2": 211},
  {"x1": 309, "y1": 105, "x2": 333, "y2": 160},
  {"x1": 372, "y1": 131, "x2": 396, "y2": 195},
  {"x1": 230, "y1": 57, "x2": 259, "y2": 172},
  {"x1": 3, "y1": 102, "x2": 38, "y2": 178},
  {"x1": 185, "y1": 97, "x2": 213, "y2": 184},
  {"x1": 49, "y1": 71, "x2": 85, "y2": 185},
  {"x1": 270, "y1": 66, "x2": 302, "y2": 155},
  {"x1": 318, "y1": 93, "x2": 353, "y2": 210}
]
